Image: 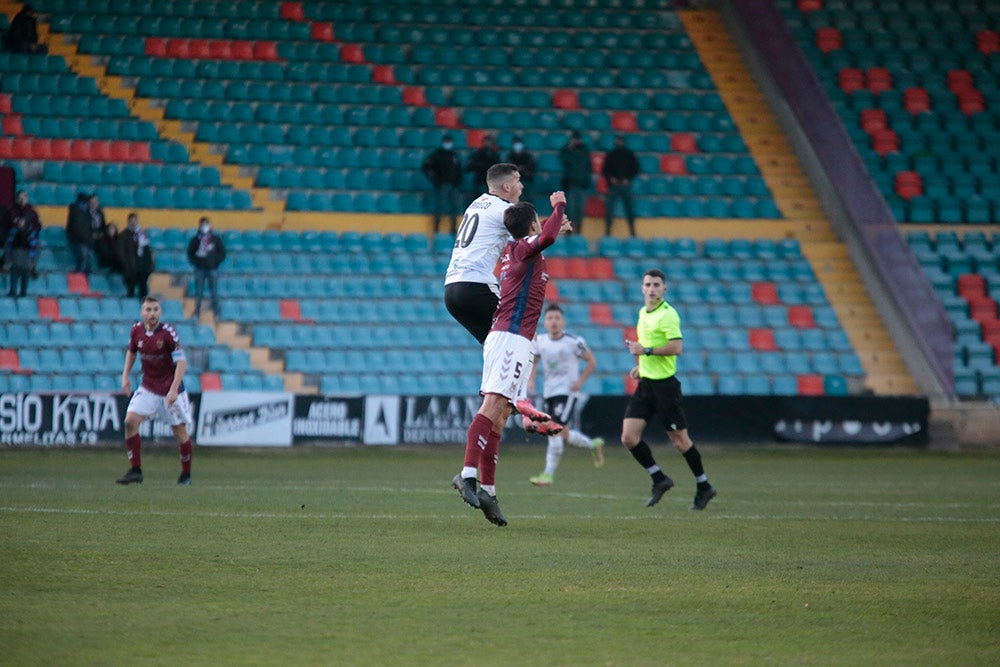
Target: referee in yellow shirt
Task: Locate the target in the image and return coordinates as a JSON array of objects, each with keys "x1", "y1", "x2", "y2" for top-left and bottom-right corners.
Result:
[{"x1": 622, "y1": 269, "x2": 717, "y2": 510}]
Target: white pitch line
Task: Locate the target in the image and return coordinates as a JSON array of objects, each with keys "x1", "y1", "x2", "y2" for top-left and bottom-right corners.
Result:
[{"x1": 1, "y1": 506, "x2": 998, "y2": 524}]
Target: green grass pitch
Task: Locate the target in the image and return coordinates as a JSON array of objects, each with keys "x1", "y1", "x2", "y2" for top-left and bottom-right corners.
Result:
[{"x1": 2, "y1": 444, "x2": 998, "y2": 665}]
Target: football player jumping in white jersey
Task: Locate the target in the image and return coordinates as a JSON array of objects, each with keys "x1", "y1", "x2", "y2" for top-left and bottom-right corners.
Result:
[
  {"x1": 443, "y1": 163, "x2": 562, "y2": 435},
  {"x1": 526, "y1": 304, "x2": 606, "y2": 486}
]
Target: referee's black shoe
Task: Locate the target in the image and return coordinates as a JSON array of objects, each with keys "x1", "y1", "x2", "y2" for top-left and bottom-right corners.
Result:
[{"x1": 646, "y1": 475, "x2": 674, "y2": 507}]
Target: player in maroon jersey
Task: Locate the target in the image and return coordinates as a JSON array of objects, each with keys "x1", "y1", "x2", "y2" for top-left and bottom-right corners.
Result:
[
  {"x1": 452, "y1": 191, "x2": 571, "y2": 526},
  {"x1": 116, "y1": 296, "x2": 195, "y2": 485}
]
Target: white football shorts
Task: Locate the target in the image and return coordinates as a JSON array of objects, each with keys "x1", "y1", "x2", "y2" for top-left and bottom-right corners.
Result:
[
  {"x1": 126, "y1": 385, "x2": 193, "y2": 427},
  {"x1": 481, "y1": 330, "x2": 534, "y2": 402}
]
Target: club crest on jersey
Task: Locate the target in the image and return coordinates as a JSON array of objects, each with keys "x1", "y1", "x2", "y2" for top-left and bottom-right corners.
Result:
[{"x1": 156, "y1": 340, "x2": 164, "y2": 349}]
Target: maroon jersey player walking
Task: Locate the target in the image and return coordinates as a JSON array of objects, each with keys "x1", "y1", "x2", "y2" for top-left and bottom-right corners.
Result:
[
  {"x1": 452, "y1": 191, "x2": 571, "y2": 526},
  {"x1": 116, "y1": 296, "x2": 195, "y2": 485}
]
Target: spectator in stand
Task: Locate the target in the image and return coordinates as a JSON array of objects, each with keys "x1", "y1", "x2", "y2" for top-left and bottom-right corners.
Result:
[
  {"x1": 66, "y1": 192, "x2": 94, "y2": 273},
  {"x1": 465, "y1": 133, "x2": 501, "y2": 201},
  {"x1": 98, "y1": 222, "x2": 122, "y2": 274},
  {"x1": 507, "y1": 135, "x2": 538, "y2": 204},
  {"x1": 116, "y1": 212, "x2": 154, "y2": 299},
  {"x1": 421, "y1": 134, "x2": 463, "y2": 234},
  {"x1": 7, "y1": 5, "x2": 47, "y2": 55},
  {"x1": 4, "y1": 214, "x2": 39, "y2": 297},
  {"x1": 602, "y1": 134, "x2": 641, "y2": 237},
  {"x1": 2, "y1": 190, "x2": 41, "y2": 274},
  {"x1": 87, "y1": 194, "x2": 107, "y2": 269},
  {"x1": 186, "y1": 216, "x2": 226, "y2": 319},
  {"x1": 559, "y1": 130, "x2": 592, "y2": 234}
]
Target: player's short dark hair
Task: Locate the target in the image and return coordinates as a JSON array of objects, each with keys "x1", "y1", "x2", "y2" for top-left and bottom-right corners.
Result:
[
  {"x1": 142, "y1": 295, "x2": 160, "y2": 306},
  {"x1": 644, "y1": 269, "x2": 666, "y2": 283},
  {"x1": 486, "y1": 163, "x2": 519, "y2": 189},
  {"x1": 503, "y1": 202, "x2": 537, "y2": 239},
  {"x1": 545, "y1": 303, "x2": 564, "y2": 314}
]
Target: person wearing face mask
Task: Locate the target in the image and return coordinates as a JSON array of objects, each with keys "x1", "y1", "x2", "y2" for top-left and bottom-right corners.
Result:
[
  {"x1": 506, "y1": 136, "x2": 537, "y2": 205},
  {"x1": 421, "y1": 134, "x2": 464, "y2": 234},
  {"x1": 186, "y1": 217, "x2": 227, "y2": 319},
  {"x1": 116, "y1": 212, "x2": 155, "y2": 299}
]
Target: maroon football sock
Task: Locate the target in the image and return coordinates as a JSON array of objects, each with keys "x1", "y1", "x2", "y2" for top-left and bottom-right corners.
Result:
[
  {"x1": 479, "y1": 426, "x2": 502, "y2": 486},
  {"x1": 464, "y1": 413, "x2": 493, "y2": 470},
  {"x1": 179, "y1": 439, "x2": 193, "y2": 474},
  {"x1": 125, "y1": 434, "x2": 142, "y2": 469}
]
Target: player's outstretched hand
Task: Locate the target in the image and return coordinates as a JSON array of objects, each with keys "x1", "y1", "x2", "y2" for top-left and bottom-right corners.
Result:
[{"x1": 550, "y1": 190, "x2": 566, "y2": 206}]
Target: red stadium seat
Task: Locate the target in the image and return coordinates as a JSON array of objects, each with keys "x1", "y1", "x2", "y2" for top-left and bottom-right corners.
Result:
[
  {"x1": 670, "y1": 133, "x2": 697, "y2": 153},
  {"x1": 546, "y1": 258, "x2": 569, "y2": 278},
  {"x1": 625, "y1": 374, "x2": 639, "y2": 394},
  {"x1": 402, "y1": 87, "x2": 426, "y2": 106},
  {"x1": 589, "y1": 304, "x2": 615, "y2": 325},
  {"x1": 552, "y1": 90, "x2": 579, "y2": 109},
  {"x1": 957, "y1": 273, "x2": 986, "y2": 297},
  {"x1": 837, "y1": 67, "x2": 864, "y2": 94},
  {"x1": 311, "y1": 22, "x2": 334, "y2": 42},
  {"x1": 866, "y1": 67, "x2": 892, "y2": 93},
  {"x1": 611, "y1": 111, "x2": 638, "y2": 132},
  {"x1": 89, "y1": 140, "x2": 111, "y2": 161},
  {"x1": 29, "y1": 137, "x2": 52, "y2": 159},
  {"x1": 797, "y1": 0, "x2": 822, "y2": 11},
  {"x1": 67, "y1": 273, "x2": 91, "y2": 294},
  {"x1": 464, "y1": 128, "x2": 485, "y2": 147},
  {"x1": 69, "y1": 140, "x2": 92, "y2": 161},
  {"x1": 788, "y1": 305, "x2": 816, "y2": 328},
  {"x1": 595, "y1": 175, "x2": 608, "y2": 195},
  {"x1": 253, "y1": 42, "x2": 279, "y2": 61},
  {"x1": 2, "y1": 114, "x2": 23, "y2": 135},
  {"x1": 371, "y1": 65, "x2": 395, "y2": 84},
  {"x1": 188, "y1": 40, "x2": 212, "y2": 59},
  {"x1": 232, "y1": 40, "x2": 254, "y2": 60},
  {"x1": 749, "y1": 328, "x2": 777, "y2": 351},
  {"x1": 49, "y1": 138, "x2": 71, "y2": 159},
  {"x1": 10, "y1": 137, "x2": 31, "y2": 159},
  {"x1": 127, "y1": 142, "x2": 151, "y2": 162},
  {"x1": 752, "y1": 282, "x2": 779, "y2": 305},
  {"x1": 566, "y1": 258, "x2": 590, "y2": 279},
  {"x1": 37, "y1": 296, "x2": 61, "y2": 320},
  {"x1": 209, "y1": 40, "x2": 233, "y2": 59},
  {"x1": 977, "y1": 29, "x2": 1000, "y2": 55},
  {"x1": 109, "y1": 141, "x2": 131, "y2": 161},
  {"x1": 200, "y1": 372, "x2": 222, "y2": 392},
  {"x1": 0, "y1": 94, "x2": 13, "y2": 114},
  {"x1": 903, "y1": 87, "x2": 931, "y2": 114},
  {"x1": 660, "y1": 154, "x2": 687, "y2": 174},
  {"x1": 893, "y1": 171, "x2": 922, "y2": 200},
  {"x1": 280, "y1": 2, "x2": 305, "y2": 21},
  {"x1": 860, "y1": 108, "x2": 887, "y2": 132},
  {"x1": 166, "y1": 38, "x2": 190, "y2": 59},
  {"x1": 279, "y1": 299, "x2": 303, "y2": 321},
  {"x1": 434, "y1": 107, "x2": 457, "y2": 128},
  {"x1": 0, "y1": 137, "x2": 11, "y2": 158},
  {"x1": 145, "y1": 37, "x2": 167, "y2": 57},
  {"x1": 340, "y1": 44, "x2": 365, "y2": 64},
  {"x1": 871, "y1": 129, "x2": 899, "y2": 156},
  {"x1": 815, "y1": 26, "x2": 841, "y2": 53},
  {"x1": 0, "y1": 348, "x2": 19, "y2": 371},
  {"x1": 797, "y1": 374, "x2": 825, "y2": 396},
  {"x1": 587, "y1": 258, "x2": 616, "y2": 280}
]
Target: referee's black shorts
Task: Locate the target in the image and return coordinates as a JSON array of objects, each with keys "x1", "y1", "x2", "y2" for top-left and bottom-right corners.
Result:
[
  {"x1": 444, "y1": 281, "x2": 499, "y2": 345},
  {"x1": 624, "y1": 375, "x2": 688, "y2": 432}
]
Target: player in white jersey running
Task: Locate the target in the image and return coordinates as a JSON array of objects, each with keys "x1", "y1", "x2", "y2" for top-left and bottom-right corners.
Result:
[
  {"x1": 526, "y1": 303, "x2": 606, "y2": 486},
  {"x1": 443, "y1": 163, "x2": 561, "y2": 434}
]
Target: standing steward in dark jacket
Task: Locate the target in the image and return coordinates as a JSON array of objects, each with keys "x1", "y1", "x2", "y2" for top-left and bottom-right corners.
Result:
[
  {"x1": 186, "y1": 217, "x2": 226, "y2": 319},
  {"x1": 117, "y1": 212, "x2": 155, "y2": 300},
  {"x1": 602, "y1": 134, "x2": 641, "y2": 236}
]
